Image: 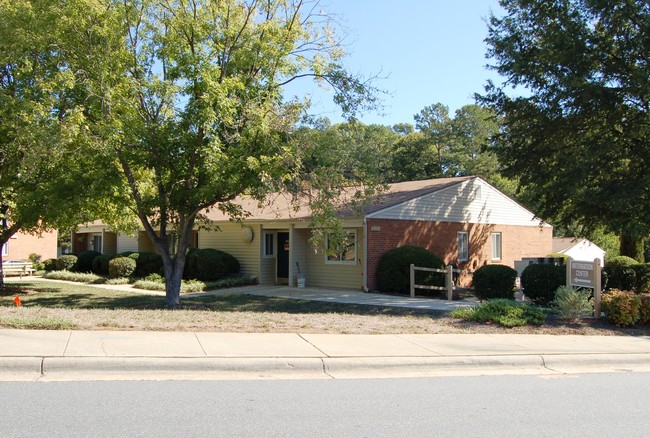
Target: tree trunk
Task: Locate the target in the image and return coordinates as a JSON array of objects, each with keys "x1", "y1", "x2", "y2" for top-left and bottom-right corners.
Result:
[
  {"x1": 155, "y1": 217, "x2": 195, "y2": 308},
  {"x1": 0, "y1": 258, "x2": 4, "y2": 289},
  {"x1": 164, "y1": 261, "x2": 182, "y2": 308},
  {"x1": 620, "y1": 232, "x2": 644, "y2": 262}
]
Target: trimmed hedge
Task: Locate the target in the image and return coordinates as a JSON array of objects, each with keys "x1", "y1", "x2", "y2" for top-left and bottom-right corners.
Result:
[
  {"x1": 108, "y1": 257, "x2": 136, "y2": 279},
  {"x1": 56, "y1": 255, "x2": 78, "y2": 271},
  {"x1": 183, "y1": 248, "x2": 240, "y2": 281},
  {"x1": 520, "y1": 263, "x2": 566, "y2": 306},
  {"x1": 376, "y1": 246, "x2": 445, "y2": 294},
  {"x1": 75, "y1": 250, "x2": 101, "y2": 273},
  {"x1": 604, "y1": 256, "x2": 637, "y2": 291},
  {"x1": 632, "y1": 263, "x2": 650, "y2": 293},
  {"x1": 471, "y1": 264, "x2": 517, "y2": 300},
  {"x1": 91, "y1": 254, "x2": 112, "y2": 275},
  {"x1": 129, "y1": 251, "x2": 163, "y2": 277},
  {"x1": 43, "y1": 258, "x2": 58, "y2": 271}
]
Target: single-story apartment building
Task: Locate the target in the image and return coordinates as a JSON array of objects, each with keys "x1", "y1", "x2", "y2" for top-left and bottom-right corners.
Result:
[
  {"x1": 74, "y1": 176, "x2": 553, "y2": 291},
  {"x1": 1, "y1": 229, "x2": 58, "y2": 262}
]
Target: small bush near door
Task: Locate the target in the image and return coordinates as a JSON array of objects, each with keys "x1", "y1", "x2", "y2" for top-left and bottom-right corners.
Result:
[
  {"x1": 471, "y1": 264, "x2": 518, "y2": 300},
  {"x1": 184, "y1": 248, "x2": 240, "y2": 281},
  {"x1": 56, "y1": 255, "x2": 78, "y2": 271},
  {"x1": 75, "y1": 250, "x2": 101, "y2": 273},
  {"x1": 108, "y1": 257, "x2": 137, "y2": 279},
  {"x1": 377, "y1": 246, "x2": 445, "y2": 295}
]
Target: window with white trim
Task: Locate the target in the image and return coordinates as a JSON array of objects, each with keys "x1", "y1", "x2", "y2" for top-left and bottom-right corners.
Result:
[
  {"x1": 325, "y1": 230, "x2": 357, "y2": 264},
  {"x1": 263, "y1": 232, "x2": 275, "y2": 258},
  {"x1": 1, "y1": 242, "x2": 7, "y2": 256},
  {"x1": 491, "y1": 232, "x2": 502, "y2": 260},
  {"x1": 457, "y1": 231, "x2": 469, "y2": 262}
]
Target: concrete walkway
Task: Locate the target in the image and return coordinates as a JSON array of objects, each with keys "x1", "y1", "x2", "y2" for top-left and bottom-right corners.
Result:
[
  {"x1": 1, "y1": 329, "x2": 650, "y2": 381},
  {"x1": 10, "y1": 277, "x2": 478, "y2": 311},
  {"x1": 194, "y1": 285, "x2": 478, "y2": 312}
]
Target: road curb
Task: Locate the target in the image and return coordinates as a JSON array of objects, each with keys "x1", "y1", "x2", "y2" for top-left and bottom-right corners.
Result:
[
  {"x1": 2, "y1": 354, "x2": 650, "y2": 381},
  {"x1": 541, "y1": 353, "x2": 650, "y2": 373},
  {"x1": 41, "y1": 357, "x2": 328, "y2": 380},
  {"x1": 0, "y1": 357, "x2": 42, "y2": 377}
]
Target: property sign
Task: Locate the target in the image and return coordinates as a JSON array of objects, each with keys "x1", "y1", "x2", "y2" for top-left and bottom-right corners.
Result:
[
  {"x1": 569, "y1": 260, "x2": 596, "y2": 288},
  {"x1": 566, "y1": 258, "x2": 602, "y2": 319}
]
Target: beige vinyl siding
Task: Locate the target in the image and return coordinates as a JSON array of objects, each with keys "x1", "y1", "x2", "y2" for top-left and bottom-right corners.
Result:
[
  {"x1": 138, "y1": 231, "x2": 156, "y2": 253},
  {"x1": 369, "y1": 178, "x2": 550, "y2": 227},
  {"x1": 199, "y1": 223, "x2": 261, "y2": 279},
  {"x1": 102, "y1": 232, "x2": 117, "y2": 254},
  {"x1": 117, "y1": 233, "x2": 139, "y2": 253},
  {"x1": 307, "y1": 227, "x2": 363, "y2": 290}
]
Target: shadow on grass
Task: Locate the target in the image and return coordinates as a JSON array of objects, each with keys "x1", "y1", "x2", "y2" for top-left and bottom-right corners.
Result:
[{"x1": 1, "y1": 281, "x2": 447, "y2": 318}]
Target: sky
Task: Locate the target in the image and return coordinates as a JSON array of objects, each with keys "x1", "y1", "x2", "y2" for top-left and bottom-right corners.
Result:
[{"x1": 285, "y1": 0, "x2": 505, "y2": 127}]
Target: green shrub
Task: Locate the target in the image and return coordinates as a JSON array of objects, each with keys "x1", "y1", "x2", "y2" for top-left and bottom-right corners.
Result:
[
  {"x1": 520, "y1": 263, "x2": 566, "y2": 306},
  {"x1": 639, "y1": 295, "x2": 650, "y2": 325},
  {"x1": 604, "y1": 259, "x2": 637, "y2": 291},
  {"x1": 551, "y1": 286, "x2": 593, "y2": 321},
  {"x1": 56, "y1": 255, "x2": 78, "y2": 271},
  {"x1": 91, "y1": 254, "x2": 112, "y2": 275},
  {"x1": 74, "y1": 250, "x2": 101, "y2": 273},
  {"x1": 43, "y1": 258, "x2": 58, "y2": 271},
  {"x1": 632, "y1": 263, "x2": 650, "y2": 293},
  {"x1": 471, "y1": 264, "x2": 517, "y2": 300},
  {"x1": 606, "y1": 255, "x2": 638, "y2": 267},
  {"x1": 130, "y1": 251, "x2": 163, "y2": 277},
  {"x1": 184, "y1": 248, "x2": 240, "y2": 281},
  {"x1": 376, "y1": 246, "x2": 445, "y2": 294},
  {"x1": 181, "y1": 279, "x2": 206, "y2": 293},
  {"x1": 132, "y1": 279, "x2": 165, "y2": 291},
  {"x1": 27, "y1": 253, "x2": 45, "y2": 271},
  {"x1": 108, "y1": 257, "x2": 136, "y2": 279},
  {"x1": 145, "y1": 273, "x2": 165, "y2": 283},
  {"x1": 43, "y1": 270, "x2": 104, "y2": 283},
  {"x1": 450, "y1": 299, "x2": 546, "y2": 328},
  {"x1": 601, "y1": 289, "x2": 641, "y2": 327},
  {"x1": 133, "y1": 278, "x2": 208, "y2": 293},
  {"x1": 203, "y1": 275, "x2": 258, "y2": 290}
]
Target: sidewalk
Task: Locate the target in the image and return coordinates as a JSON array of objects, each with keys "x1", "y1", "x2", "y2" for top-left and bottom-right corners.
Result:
[{"x1": 1, "y1": 329, "x2": 650, "y2": 381}]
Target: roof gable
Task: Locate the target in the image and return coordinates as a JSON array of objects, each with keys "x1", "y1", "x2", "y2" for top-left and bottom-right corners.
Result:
[{"x1": 367, "y1": 177, "x2": 550, "y2": 227}]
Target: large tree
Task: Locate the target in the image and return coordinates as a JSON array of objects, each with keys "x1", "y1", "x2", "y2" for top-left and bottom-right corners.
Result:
[
  {"x1": 482, "y1": 0, "x2": 650, "y2": 260},
  {"x1": 17, "y1": 0, "x2": 379, "y2": 306},
  {"x1": 0, "y1": 1, "x2": 103, "y2": 285}
]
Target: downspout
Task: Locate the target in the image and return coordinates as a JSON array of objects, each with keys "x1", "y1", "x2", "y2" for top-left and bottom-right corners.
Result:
[{"x1": 363, "y1": 217, "x2": 369, "y2": 292}]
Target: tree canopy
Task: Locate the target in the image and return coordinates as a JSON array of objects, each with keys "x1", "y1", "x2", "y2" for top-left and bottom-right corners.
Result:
[
  {"x1": 482, "y1": 0, "x2": 650, "y2": 259},
  {"x1": 0, "y1": 0, "x2": 105, "y2": 284},
  {"x1": 3, "y1": 0, "x2": 381, "y2": 305}
]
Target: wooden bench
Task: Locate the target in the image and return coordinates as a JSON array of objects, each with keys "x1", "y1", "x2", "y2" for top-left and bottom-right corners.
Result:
[{"x1": 2, "y1": 262, "x2": 35, "y2": 279}]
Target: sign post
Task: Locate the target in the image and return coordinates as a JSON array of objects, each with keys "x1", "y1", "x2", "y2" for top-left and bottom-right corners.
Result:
[{"x1": 567, "y1": 258, "x2": 602, "y2": 318}]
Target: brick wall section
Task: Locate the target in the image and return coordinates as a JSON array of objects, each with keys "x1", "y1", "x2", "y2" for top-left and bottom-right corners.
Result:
[
  {"x1": 2, "y1": 230, "x2": 58, "y2": 262},
  {"x1": 366, "y1": 219, "x2": 552, "y2": 291}
]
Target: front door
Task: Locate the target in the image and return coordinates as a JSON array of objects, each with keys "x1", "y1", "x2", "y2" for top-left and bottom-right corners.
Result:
[{"x1": 277, "y1": 232, "x2": 289, "y2": 282}]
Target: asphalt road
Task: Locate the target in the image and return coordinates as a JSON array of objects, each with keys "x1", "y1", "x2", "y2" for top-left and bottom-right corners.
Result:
[{"x1": 2, "y1": 373, "x2": 648, "y2": 437}]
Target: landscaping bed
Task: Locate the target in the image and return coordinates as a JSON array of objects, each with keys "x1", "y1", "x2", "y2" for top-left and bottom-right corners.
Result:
[{"x1": 1, "y1": 280, "x2": 649, "y2": 335}]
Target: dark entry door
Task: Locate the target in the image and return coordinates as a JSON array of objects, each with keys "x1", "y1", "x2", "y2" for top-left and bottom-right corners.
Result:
[{"x1": 277, "y1": 232, "x2": 289, "y2": 280}]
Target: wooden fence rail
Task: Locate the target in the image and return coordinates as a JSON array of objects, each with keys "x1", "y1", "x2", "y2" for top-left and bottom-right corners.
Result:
[{"x1": 409, "y1": 264, "x2": 470, "y2": 301}]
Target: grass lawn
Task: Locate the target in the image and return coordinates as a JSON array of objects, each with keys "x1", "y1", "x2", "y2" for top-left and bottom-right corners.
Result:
[{"x1": 1, "y1": 280, "x2": 649, "y2": 335}]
